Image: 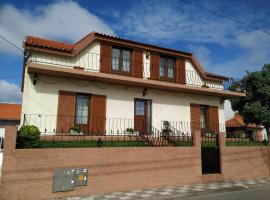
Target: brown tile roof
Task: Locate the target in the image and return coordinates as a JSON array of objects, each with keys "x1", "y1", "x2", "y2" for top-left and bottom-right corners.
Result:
[
  {"x1": 0, "y1": 103, "x2": 21, "y2": 121},
  {"x1": 93, "y1": 32, "x2": 192, "y2": 56},
  {"x1": 25, "y1": 36, "x2": 73, "y2": 52},
  {"x1": 226, "y1": 113, "x2": 258, "y2": 128},
  {"x1": 24, "y1": 32, "x2": 192, "y2": 56}
]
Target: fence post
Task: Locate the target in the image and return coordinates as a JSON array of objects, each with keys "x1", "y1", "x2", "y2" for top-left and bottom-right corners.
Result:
[
  {"x1": 2, "y1": 126, "x2": 17, "y2": 154},
  {"x1": 193, "y1": 130, "x2": 201, "y2": 148},
  {"x1": 218, "y1": 132, "x2": 226, "y2": 174},
  {"x1": 1, "y1": 126, "x2": 18, "y2": 182}
]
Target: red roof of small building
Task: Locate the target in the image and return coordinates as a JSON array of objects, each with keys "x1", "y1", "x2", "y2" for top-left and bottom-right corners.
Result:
[
  {"x1": 0, "y1": 103, "x2": 21, "y2": 121},
  {"x1": 226, "y1": 113, "x2": 259, "y2": 128}
]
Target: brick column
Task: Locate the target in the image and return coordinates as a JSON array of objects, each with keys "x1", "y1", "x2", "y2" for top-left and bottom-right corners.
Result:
[
  {"x1": 1, "y1": 126, "x2": 18, "y2": 182},
  {"x1": 2, "y1": 126, "x2": 17, "y2": 154},
  {"x1": 193, "y1": 130, "x2": 201, "y2": 148},
  {"x1": 218, "y1": 132, "x2": 226, "y2": 174}
]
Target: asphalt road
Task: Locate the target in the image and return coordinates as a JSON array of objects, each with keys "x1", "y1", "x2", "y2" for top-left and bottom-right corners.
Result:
[{"x1": 176, "y1": 185, "x2": 270, "y2": 200}]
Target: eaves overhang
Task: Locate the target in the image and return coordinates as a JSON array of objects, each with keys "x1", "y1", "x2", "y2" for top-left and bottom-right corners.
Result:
[{"x1": 27, "y1": 63, "x2": 246, "y2": 99}]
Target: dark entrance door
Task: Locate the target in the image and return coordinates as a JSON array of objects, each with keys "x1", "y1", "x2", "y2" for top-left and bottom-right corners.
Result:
[
  {"x1": 201, "y1": 133, "x2": 221, "y2": 174},
  {"x1": 134, "y1": 99, "x2": 152, "y2": 134}
]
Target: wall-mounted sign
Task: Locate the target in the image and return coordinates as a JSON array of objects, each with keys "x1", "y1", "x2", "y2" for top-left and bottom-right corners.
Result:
[{"x1": 75, "y1": 168, "x2": 88, "y2": 186}]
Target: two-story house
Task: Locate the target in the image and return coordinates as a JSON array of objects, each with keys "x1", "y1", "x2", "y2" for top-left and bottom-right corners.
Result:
[{"x1": 21, "y1": 32, "x2": 245, "y2": 137}]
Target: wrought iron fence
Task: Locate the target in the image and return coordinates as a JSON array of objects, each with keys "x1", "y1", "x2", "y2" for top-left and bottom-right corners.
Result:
[
  {"x1": 28, "y1": 52, "x2": 242, "y2": 92},
  {"x1": 21, "y1": 114, "x2": 269, "y2": 148},
  {"x1": 225, "y1": 128, "x2": 269, "y2": 146},
  {"x1": 20, "y1": 114, "x2": 198, "y2": 148}
]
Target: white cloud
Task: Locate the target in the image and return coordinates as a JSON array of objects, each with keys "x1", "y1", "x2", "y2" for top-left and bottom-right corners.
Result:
[
  {"x1": 116, "y1": 1, "x2": 270, "y2": 76},
  {"x1": 0, "y1": 80, "x2": 22, "y2": 103},
  {"x1": 0, "y1": 0, "x2": 114, "y2": 55},
  {"x1": 187, "y1": 45, "x2": 212, "y2": 71},
  {"x1": 116, "y1": 1, "x2": 241, "y2": 45},
  {"x1": 212, "y1": 30, "x2": 270, "y2": 77}
]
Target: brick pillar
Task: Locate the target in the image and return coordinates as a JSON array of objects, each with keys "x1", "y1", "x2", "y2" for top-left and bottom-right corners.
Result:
[
  {"x1": 218, "y1": 132, "x2": 226, "y2": 174},
  {"x1": 2, "y1": 126, "x2": 17, "y2": 154},
  {"x1": 193, "y1": 130, "x2": 201, "y2": 148},
  {"x1": 1, "y1": 126, "x2": 18, "y2": 182}
]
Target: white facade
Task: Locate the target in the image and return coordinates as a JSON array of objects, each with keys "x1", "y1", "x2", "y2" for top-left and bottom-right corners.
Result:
[
  {"x1": 21, "y1": 73, "x2": 225, "y2": 134},
  {"x1": 31, "y1": 41, "x2": 101, "y2": 72},
  {"x1": 22, "y1": 41, "x2": 226, "y2": 135}
]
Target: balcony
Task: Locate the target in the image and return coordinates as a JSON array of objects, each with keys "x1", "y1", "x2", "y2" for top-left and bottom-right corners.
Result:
[{"x1": 26, "y1": 52, "x2": 245, "y2": 98}]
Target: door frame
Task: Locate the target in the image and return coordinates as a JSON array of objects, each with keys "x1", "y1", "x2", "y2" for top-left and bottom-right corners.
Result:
[{"x1": 134, "y1": 98, "x2": 152, "y2": 133}]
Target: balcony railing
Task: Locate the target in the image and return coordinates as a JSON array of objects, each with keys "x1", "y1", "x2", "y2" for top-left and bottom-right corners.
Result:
[{"x1": 28, "y1": 52, "x2": 243, "y2": 92}]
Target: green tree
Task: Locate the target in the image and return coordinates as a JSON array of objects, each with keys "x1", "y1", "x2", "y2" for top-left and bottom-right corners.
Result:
[{"x1": 231, "y1": 64, "x2": 270, "y2": 135}]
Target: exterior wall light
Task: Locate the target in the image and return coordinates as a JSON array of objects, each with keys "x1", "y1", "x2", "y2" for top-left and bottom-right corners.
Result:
[
  {"x1": 143, "y1": 88, "x2": 148, "y2": 96},
  {"x1": 33, "y1": 74, "x2": 38, "y2": 85},
  {"x1": 146, "y1": 52, "x2": 150, "y2": 59}
]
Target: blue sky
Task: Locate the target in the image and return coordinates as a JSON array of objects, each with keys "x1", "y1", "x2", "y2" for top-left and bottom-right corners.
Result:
[{"x1": 0, "y1": 0, "x2": 270, "y2": 104}]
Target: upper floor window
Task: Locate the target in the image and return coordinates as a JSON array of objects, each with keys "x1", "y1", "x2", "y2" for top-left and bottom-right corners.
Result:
[
  {"x1": 160, "y1": 57, "x2": 175, "y2": 80},
  {"x1": 112, "y1": 47, "x2": 131, "y2": 74}
]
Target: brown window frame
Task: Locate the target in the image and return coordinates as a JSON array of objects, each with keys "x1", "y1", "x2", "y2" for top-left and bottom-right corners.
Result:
[
  {"x1": 75, "y1": 93, "x2": 91, "y2": 126},
  {"x1": 111, "y1": 46, "x2": 132, "y2": 75},
  {"x1": 200, "y1": 105, "x2": 208, "y2": 130},
  {"x1": 159, "y1": 56, "x2": 176, "y2": 82}
]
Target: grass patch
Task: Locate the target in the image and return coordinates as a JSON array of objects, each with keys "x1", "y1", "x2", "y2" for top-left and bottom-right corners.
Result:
[
  {"x1": 171, "y1": 141, "x2": 193, "y2": 146},
  {"x1": 201, "y1": 141, "x2": 216, "y2": 147},
  {"x1": 40, "y1": 140, "x2": 150, "y2": 148},
  {"x1": 226, "y1": 141, "x2": 270, "y2": 146}
]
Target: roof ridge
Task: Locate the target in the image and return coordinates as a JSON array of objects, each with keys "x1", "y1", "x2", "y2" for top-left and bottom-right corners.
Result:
[{"x1": 94, "y1": 32, "x2": 192, "y2": 56}]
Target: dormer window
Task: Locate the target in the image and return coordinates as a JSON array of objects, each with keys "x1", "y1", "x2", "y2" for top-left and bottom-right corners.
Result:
[
  {"x1": 160, "y1": 57, "x2": 175, "y2": 80},
  {"x1": 112, "y1": 47, "x2": 131, "y2": 74}
]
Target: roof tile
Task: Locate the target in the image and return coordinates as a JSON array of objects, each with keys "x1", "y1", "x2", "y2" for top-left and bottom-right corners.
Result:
[{"x1": 0, "y1": 103, "x2": 21, "y2": 121}]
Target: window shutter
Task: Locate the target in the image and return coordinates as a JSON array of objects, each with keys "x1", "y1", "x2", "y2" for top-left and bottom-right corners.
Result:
[
  {"x1": 206, "y1": 106, "x2": 219, "y2": 133},
  {"x1": 132, "y1": 50, "x2": 143, "y2": 78},
  {"x1": 190, "y1": 104, "x2": 200, "y2": 133},
  {"x1": 56, "y1": 91, "x2": 76, "y2": 133},
  {"x1": 90, "y1": 95, "x2": 107, "y2": 135},
  {"x1": 150, "y1": 53, "x2": 159, "y2": 80},
  {"x1": 100, "y1": 42, "x2": 112, "y2": 73},
  {"x1": 176, "y1": 58, "x2": 186, "y2": 84}
]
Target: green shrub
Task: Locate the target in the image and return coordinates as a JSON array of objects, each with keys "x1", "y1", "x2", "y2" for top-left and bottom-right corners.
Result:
[
  {"x1": 126, "y1": 128, "x2": 135, "y2": 133},
  {"x1": 69, "y1": 126, "x2": 81, "y2": 133},
  {"x1": 17, "y1": 125, "x2": 41, "y2": 148}
]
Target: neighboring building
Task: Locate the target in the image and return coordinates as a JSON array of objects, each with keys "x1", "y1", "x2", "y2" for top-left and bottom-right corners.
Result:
[
  {"x1": 0, "y1": 103, "x2": 21, "y2": 126},
  {"x1": 0, "y1": 103, "x2": 21, "y2": 160},
  {"x1": 20, "y1": 32, "x2": 245, "y2": 135},
  {"x1": 226, "y1": 112, "x2": 267, "y2": 141}
]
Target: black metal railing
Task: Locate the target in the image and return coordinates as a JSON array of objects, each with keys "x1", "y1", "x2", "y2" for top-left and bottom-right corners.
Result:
[
  {"x1": 21, "y1": 114, "x2": 198, "y2": 148},
  {"x1": 225, "y1": 128, "x2": 269, "y2": 146},
  {"x1": 161, "y1": 121, "x2": 193, "y2": 146},
  {"x1": 28, "y1": 52, "x2": 243, "y2": 92},
  {"x1": 21, "y1": 114, "x2": 269, "y2": 148}
]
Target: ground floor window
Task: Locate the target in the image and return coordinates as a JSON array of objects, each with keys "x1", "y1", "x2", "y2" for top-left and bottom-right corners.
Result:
[
  {"x1": 200, "y1": 105, "x2": 208, "y2": 129},
  {"x1": 75, "y1": 94, "x2": 89, "y2": 125}
]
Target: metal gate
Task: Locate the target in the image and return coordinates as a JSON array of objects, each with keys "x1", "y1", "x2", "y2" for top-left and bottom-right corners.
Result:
[{"x1": 201, "y1": 133, "x2": 221, "y2": 174}]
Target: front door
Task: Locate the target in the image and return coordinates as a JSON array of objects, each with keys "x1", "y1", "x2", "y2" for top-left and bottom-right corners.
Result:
[{"x1": 134, "y1": 99, "x2": 152, "y2": 134}]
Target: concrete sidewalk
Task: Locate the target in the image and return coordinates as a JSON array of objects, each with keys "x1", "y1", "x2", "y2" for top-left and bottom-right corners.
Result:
[{"x1": 61, "y1": 177, "x2": 270, "y2": 200}]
